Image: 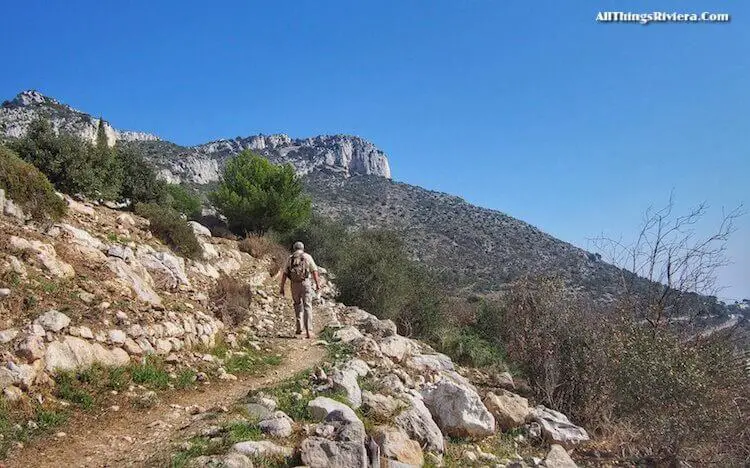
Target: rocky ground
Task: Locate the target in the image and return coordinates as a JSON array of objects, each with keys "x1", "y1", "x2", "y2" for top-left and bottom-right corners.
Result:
[{"x1": 0, "y1": 188, "x2": 591, "y2": 467}]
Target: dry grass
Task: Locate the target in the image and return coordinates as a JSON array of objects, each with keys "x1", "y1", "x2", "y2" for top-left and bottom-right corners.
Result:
[
  {"x1": 238, "y1": 235, "x2": 289, "y2": 276},
  {"x1": 209, "y1": 276, "x2": 254, "y2": 326}
]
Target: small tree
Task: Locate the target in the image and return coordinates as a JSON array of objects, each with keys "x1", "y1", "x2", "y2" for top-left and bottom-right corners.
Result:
[
  {"x1": 116, "y1": 146, "x2": 167, "y2": 206},
  {"x1": 210, "y1": 150, "x2": 311, "y2": 235},
  {"x1": 165, "y1": 183, "x2": 202, "y2": 219}
]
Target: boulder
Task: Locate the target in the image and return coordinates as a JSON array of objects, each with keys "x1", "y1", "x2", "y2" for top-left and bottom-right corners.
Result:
[
  {"x1": 379, "y1": 335, "x2": 418, "y2": 363},
  {"x1": 116, "y1": 213, "x2": 136, "y2": 226},
  {"x1": 358, "y1": 315, "x2": 398, "y2": 337},
  {"x1": 5, "y1": 362, "x2": 36, "y2": 389},
  {"x1": 107, "y1": 245, "x2": 134, "y2": 261},
  {"x1": 258, "y1": 411, "x2": 293, "y2": 438},
  {"x1": 188, "y1": 221, "x2": 212, "y2": 237},
  {"x1": 362, "y1": 391, "x2": 403, "y2": 419},
  {"x1": 15, "y1": 334, "x2": 46, "y2": 362},
  {"x1": 301, "y1": 409, "x2": 368, "y2": 468},
  {"x1": 107, "y1": 258, "x2": 161, "y2": 306},
  {"x1": 0, "y1": 329, "x2": 19, "y2": 344},
  {"x1": 36, "y1": 310, "x2": 71, "y2": 332},
  {"x1": 45, "y1": 336, "x2": 130, "y2": 372},
  {"x1": 308, "y1": 396, "x2": 360, "y2": 425},
  {"x1": 64, "y1": 198, "x2": 96, "y2": 217},
  {"x1": 301, "y1": 437, "x2": 368, "y2": 468},
  {"x1": 421, "y1": 377, "x2": 495, "y2": 438},
  {"x1": 393, "y1": 392, "x2": 445, "y2": 453},
  {"x1": 333, "y1": 326, "x2": 364, "y2": 344},
  {"x1": 527, "y1": 406, "x2": 589, "y2": 448},
  {"x1": 109, "y1": 329, "x2": 127, "y2": 345},
  {"x1": 138, "y1": 251, "x2": 190, "y2": 287},
  {"x1": 231, "y1": 440, "x2": 292, "y2": 458},
  {"x1": 189, "y1": 453, "x2": 253, "y2": 468},
  {"x1": 484, "y1": 390, "x2": 531, "y2": 431},
  {"x1": 545, "y1": 444, "x2": 578, "y2": 468},
  {"x1": 330, "y1": 359, "x2": 370, "y2": 408},
  {"x1": 406, "y1": 353, "x2": 454, "y2": 374},
  {"x1": 9, "y1": 236, "x2": 74, "y2": 279},
  {"x1": 65, "y1": 243, "x2": 108, "y2": 263},
  {"x1": 372, "y1": 426, "x2": 424, "y2": 466},
  {"x1": 4, "y1": 199, "x2": 27, "y2": 222},
  {"x1": 59, "y1": 223, "x2": 106, "y2": 251}
]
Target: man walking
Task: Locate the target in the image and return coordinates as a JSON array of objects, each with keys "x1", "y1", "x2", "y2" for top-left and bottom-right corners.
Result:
[{"x1": 279, "y1": 241, "x2": 321, "y2": 339}]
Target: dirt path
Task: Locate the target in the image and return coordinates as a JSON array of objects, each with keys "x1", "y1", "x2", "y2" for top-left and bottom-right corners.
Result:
[{"x1": 5, "y1": 337, "x2": 326, "y2": 468}]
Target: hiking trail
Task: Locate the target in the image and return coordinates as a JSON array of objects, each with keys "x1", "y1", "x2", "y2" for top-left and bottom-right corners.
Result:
[{"x1": 5, "y1": 335, "x2": 326, "y2": 468}]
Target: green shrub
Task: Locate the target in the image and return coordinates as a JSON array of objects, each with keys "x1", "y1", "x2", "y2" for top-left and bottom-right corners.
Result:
[
  {"x1": 165, "y1": 183, "x2": 202, "y2": 219},
  {"x1": 432, "y1": 327, "x2": 505, "y2": 368},
  {"x1": 11, "y1": 119, "x2": 121, "y2": 199},
  {"x1": 210, "y1": 150, "x2": 311, "y2": 235},
  {"x1": 0, "y1": 146, "x2": 67, "y2": 220},
  {"x1": 116, "y1": 146, "x2": 167, "y2": 205},
  {"x1": 135, "y1": 203, "x2": 202, "y2": 259}
]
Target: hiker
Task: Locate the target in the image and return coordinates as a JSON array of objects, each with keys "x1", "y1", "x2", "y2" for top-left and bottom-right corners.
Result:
[{"x1": 279, "y1": 241, "x2": 321, "y2": 339}]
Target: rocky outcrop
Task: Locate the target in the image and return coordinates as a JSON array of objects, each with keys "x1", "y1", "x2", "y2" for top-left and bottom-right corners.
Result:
[
  {"x1": 1, "y1": 91, "x2": 392, "y2": 185},
  {"x1": 1, "y1": 91, "x2": 159, "y2": 146}
]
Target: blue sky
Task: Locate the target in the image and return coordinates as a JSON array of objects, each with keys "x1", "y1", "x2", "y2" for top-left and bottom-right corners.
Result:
[{"x1": 2, "y1": 0, "x2": 748, "y2": 300}]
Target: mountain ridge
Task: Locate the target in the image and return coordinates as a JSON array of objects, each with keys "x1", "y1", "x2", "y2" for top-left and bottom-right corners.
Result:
[
  {"x1": 0, "y1": 90, "x2": 737, "y2": 319},
  {"x1": 1, "y1": 90, "x2": 392, "y2": 184}
]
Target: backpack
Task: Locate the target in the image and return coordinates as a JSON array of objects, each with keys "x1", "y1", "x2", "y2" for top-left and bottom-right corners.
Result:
[{"x1": 287, "y1": 251, "x2": 309, "y2": 282}]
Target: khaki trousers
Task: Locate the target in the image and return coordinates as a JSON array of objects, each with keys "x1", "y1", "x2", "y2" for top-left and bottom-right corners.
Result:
[{"x1": 291, "y1": 280, "x2": 313, "y2": 335}]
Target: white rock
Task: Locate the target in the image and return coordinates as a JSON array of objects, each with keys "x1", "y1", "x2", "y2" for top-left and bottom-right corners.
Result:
[
  {"x1": 107, "y1": 258, "x2": 161, "y2": 306},
  {"x1": 109, "y1": 329, "x2": 127, "y2": 345},
  {"x1": 231, "y1": 440, "x2": 293, "y2": 458},
  {"x1": 258, "y1": 412, "x2": 293, "y2": 438},
  {"x1": 544, "y1": 444, "x2": 578, "y2": 468},
  {"x1": 421, "y1": 376, "x2": 495, "y2": 438},
  {"x1": 15, "y1": 334, "x2": 46, "y2": 362},
  {"x1": 0, "y1": 329, "x2": 19, "y2": 344},
  {"x1": 123, "y1": 338, "x2": 142, "y2": 355},
  {"x1": 332, "y1": 326, "x2": 363, "y2": 344},
  {"x1": 528, "y1": 406, "x2": 589, "y2": 448},
  {"x1": 379, "y1": 335, "x2": 418, "y2": 362},
  {"x1": 307, "y1": 397, "x2": 360, "y2": 425},
  {"x1": 0, "y1": 288, "x2": 10, "y2": 298},
  {"x1": 36, "y1": 310, "x2": 71, "y2": 332},
  {"x1": 107, "y1": 245, "x2": 134, "y2": 261},
  {"x1": 4, "y1": 199, "x2": 27, "y2": 221},
  {"x1": 188, "y1": 221, "x2": 212, "y2": 237},
  {"x1": 372, "y1": 425, "x2": 424, "y2": 466},
  {"x1": 59, "y1": 223, "x2": 105, "y2": 250},
  {"x1": 116, "y1": 214, "x2": 136, "y2": 226},
  {"x1": 484, "y1": 390, "x2": 531, "y2": 431},
  {"x1": 393, "y1": 392, "x2": 445, "y2": 454}
]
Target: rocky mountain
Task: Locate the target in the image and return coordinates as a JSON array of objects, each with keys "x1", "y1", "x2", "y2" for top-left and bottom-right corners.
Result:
[
  {"x1": 0, "y1": 91, "x2": 158, "y2": 147},
  {"x1": 0, "y1": 91, "x2": 731, "y2": 314},
  {"x1": 1, "y1": 91, "x2": 391, "y2": 184}
]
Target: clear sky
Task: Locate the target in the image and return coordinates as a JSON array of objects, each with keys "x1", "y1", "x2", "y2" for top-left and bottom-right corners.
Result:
[{"x1": 2, "y1": 0, "x2": 748, "y2": 300}]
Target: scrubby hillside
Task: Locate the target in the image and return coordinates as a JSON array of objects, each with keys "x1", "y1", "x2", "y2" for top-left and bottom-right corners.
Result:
[{"x1": 0, "y1": 190, "x2": 587, "y2": 467}]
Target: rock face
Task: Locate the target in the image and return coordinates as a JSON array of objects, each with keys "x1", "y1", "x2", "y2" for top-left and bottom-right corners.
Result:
[
  {"x1": 0, "y1": 91, "x2": 158, "y2": 146},
  {"x1": 1, "y1": 91, "x2": 391, "y2": 184}
]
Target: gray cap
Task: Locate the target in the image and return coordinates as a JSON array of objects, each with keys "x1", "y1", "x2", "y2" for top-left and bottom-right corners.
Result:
[{"x1": 293, "y1": 241, "x2": 304, "y2": 251}]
